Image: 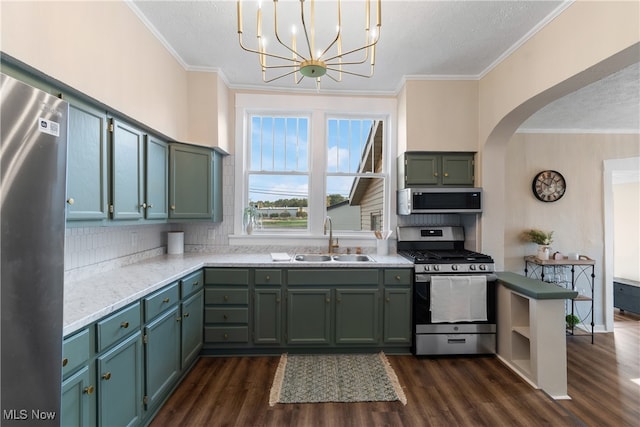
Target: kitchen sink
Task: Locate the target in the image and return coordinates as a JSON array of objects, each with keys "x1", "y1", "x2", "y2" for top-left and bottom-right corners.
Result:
[
  {"x1": 292, "y1": 254, "x2": 374, "y2": 262},
  {"x1": 332, "y1": 254, "x2": 374, "y2": 262},
  {"x1": 293, "y1": 254, "x2": 332, "y2": 262}
]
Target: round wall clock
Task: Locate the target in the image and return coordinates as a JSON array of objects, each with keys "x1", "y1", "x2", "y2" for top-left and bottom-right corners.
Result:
[{"x1": 532, "y1": 170, "x2": 566, "y2": 202}]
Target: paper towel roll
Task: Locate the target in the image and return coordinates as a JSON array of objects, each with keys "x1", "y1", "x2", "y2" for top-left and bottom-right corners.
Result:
[{"x1": 167, "y1": 231, "x2": 184, "y2": 255}]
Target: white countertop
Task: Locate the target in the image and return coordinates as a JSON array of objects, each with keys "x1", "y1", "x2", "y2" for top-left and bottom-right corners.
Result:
[{"x1": 63, "y1": 252, "x2": 412, "y2": 336}]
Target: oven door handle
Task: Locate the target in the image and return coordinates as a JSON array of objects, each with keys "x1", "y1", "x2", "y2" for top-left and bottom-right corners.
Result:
[
  {"x1": 417, "y1": 273, "x2": 497, "y2": 283},
  {"x1": 447, "y1": 338, "x2": 467, "y2": 344}
]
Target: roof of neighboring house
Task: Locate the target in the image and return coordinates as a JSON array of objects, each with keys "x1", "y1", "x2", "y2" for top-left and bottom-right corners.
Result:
[{"x1": 349, "y1": 121, "x2": 383, "y2": 205}]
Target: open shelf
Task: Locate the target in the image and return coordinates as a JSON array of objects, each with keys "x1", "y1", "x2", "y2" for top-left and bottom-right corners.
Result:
[{"x1": 512, "y1": 326, "x2": 530, "y2": 339}]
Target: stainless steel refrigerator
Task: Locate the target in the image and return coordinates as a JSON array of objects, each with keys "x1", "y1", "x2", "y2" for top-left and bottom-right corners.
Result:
[{"x1": 1, "y1": 73, "x2": 68, "y2": 426}]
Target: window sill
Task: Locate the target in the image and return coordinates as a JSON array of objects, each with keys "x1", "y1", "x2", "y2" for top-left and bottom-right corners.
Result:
[{"x1": 228, "y1": 233, "x2": 379, "y2": 249}]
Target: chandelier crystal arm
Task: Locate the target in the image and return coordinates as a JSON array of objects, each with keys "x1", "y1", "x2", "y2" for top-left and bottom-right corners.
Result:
[
  {"x1": 324, "y1": 27, "x2": 380, "y2": 63},
  {"x1": 273, "y1": 0, "x2": 309, "y2": 62}
]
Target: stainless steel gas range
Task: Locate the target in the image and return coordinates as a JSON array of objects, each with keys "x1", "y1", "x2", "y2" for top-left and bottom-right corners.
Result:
[{"x1": 397, "y1": 226, "x2": 497, "y2": 356}]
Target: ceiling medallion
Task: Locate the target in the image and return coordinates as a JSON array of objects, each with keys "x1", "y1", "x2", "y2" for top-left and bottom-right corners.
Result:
[{"x1": 237, "y1": 0, "x2": 381, "y2": 90}]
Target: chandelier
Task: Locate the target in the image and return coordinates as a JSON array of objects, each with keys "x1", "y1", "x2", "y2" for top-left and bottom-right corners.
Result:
[{"x1": 237, "y1": 0, "x2": 381, "y2": 89}]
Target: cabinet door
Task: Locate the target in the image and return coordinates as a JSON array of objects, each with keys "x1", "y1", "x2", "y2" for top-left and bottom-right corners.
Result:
[
  {"x1": 61, "y1": 366, "x2": 96, "y2": 427},
  {"x1": 287, "y1": 289, "x2": 331, "y2": 345},
  {"x1": 169, "y1": 144, "x2": 212, "y2": 219},
  {"x1": 404, "y1": 153, "x2": 439, "y2": 186},
  {"x1": 98, "y1": 332, "x2": 143, "y2": 427},
  {"x1": 441, "y1": 154, "x2": 474, "y2": 185},
  {"x1": 254, "y1": 289, "x2": 282, "y2": 345},
  {"x1": 212, "y1": 149, "x2": 223, "y2": 223},
  {"x1": 383, "y1": 288, "x2": 412, "y2": 344},
  {"x1": 181, "y1": 290, "x2": 204, "y2": 368},
  {"x1": 335, "y1": 289, "x2": 379, "y2": 344},
  {"x1": 111, "y1": 119, "x2": 145, "y2": 220},
  {"x1": 66, "y1": 98, "x2": 109, "y2": 221},
  {"x1": 145, "y1": 135, "x2": 169, "y2": 220},
  {"x1": 144, "y1": 307, "x2": 181, "y2": 410}
]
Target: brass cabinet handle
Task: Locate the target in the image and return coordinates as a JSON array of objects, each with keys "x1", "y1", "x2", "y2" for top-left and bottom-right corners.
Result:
[
  {"x1": 395, "y1": 275, "x2": 401, "y2": 281},
  {"x1": 140, "y1": 202, "x2": 147, "y2": 208},
  {"x1": 176, "y1": 317, "x2": 182, "y2": 322},
  {"x1": 223, "y1": 333, "x2": 229, "y2": 340},
  {"x1": 223, "y1": 295, "x2": 229, "y2": 301},
  {"x1": 148, "y1": 204, "x2": 153, "y2": 208},
  {"x1": 386, "y1": 297, "x2": 391, "y2": 302},
  {"x1": 62, "y1": 358, "x2": 69, "y2": 367},
  {"x1": 326, "y1": 298, "x2": 330, "y2": 304},
  {"x1": 163, "y1": 297, "x2": 170, "y2": 303},
  {"x1": 434, "y1": 172, "x2": 438, "y2": 177},
  {"x1": 194, "y1": 281, "x2": 200, "y2": 286},
  {"x1": 102, "y1": 372, "x2": 111, "y2": 381},
  {"x1": 183, "y1": 312, "x2": 190, "y2": 318},
  {"x1": 83, "y1": 385, "x2": 94, "y2": 395},
  {"x1": 265, "y1": 275, "x2": 270, "y2": 281},
  {"x1": 223, "y1": 314, "x2": 228, "y2": 320},
  {"x1": 120, "y1": 321, "x2": 129, "y2": 329},
  {"x1": 66, "y1": 198, "x2": 75, "y2": 205},
  {"x1": 170, "y1": 205, "x2": 176, "y2": 210},
  {"x1": 444, "y1": 172, "x2": 449, "y2": 177}
]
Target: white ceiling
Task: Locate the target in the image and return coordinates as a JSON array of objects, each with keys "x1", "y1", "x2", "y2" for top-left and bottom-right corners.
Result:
[{"x1": 129, "y1": 0, "x2": 639, "y2": 133}]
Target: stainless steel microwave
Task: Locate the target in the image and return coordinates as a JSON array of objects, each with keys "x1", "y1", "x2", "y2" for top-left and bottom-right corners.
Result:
[{"x1": 397, "y1": 188, "x2": 482, "y2": 214}]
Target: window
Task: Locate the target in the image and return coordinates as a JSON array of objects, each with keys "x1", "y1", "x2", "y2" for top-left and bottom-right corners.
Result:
[
  {"x1": 247, "y1": 116, "x2": 310, "y2": 231},
  {"x1": 235, "y1": 93, "x2": 396, "y2": 239},
  {"x1": 326, "y1": 118, "x2": 385, "y2": 231}
]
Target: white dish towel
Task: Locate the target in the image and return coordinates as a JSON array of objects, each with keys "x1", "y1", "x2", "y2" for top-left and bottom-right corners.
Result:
[{"x1": 430, "y1": 275, "x2": 488, "y2": 323}]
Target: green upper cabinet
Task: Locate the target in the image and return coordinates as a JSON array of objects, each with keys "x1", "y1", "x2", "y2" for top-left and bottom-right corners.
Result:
[
  {"x1": 66, "y1": 97, "x2": 109, "y2": 221},
  {"x1": 145, "y1": 135, "x2": 169, "y2": 220},
  {"x1": 169, "y1": 143, "x2": 224, "y2": 221},
  {"x1": 398, "y1": 152, "x2": 475, "y2": 188},
  {"x1": 111, "y1": 119, "x2": 145, "y2": 221}
]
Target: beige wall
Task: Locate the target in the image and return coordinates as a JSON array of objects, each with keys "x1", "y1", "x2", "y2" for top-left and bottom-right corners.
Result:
[
  {"x1": 505, "y1": 133, "x2": 640, "y2": 327},
  {"x1": 478, "y1": 1, "x2": 639, "y2": 270},
  {"x1": 0, "y1": 1, "x2": 190, "y2": 141},
  {"x1": 403, "y1": 79, "x2": 478, "y2": 151},
  {"x1": 613, "y1": 181, "x2": 640, "y2": 281}
]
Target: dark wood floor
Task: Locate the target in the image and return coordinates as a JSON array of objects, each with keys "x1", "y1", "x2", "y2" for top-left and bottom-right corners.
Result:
[{"x1": 150, "y1": 311, "x2": 639, "y2": 426}]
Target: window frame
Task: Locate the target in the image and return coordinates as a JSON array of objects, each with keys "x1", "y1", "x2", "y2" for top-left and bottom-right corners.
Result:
[{"x1": 233, "y1": 92, "x2": 397, "y2": 244}]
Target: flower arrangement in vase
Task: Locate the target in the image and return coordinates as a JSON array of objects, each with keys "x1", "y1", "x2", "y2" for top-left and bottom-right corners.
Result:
[{"x1": 520, "y1": 229, "x2": 554, "y2": 260}]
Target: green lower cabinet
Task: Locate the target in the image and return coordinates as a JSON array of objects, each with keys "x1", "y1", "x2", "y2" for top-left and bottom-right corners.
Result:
[
  {"x1": 61, "y1": 365, "x2": 96, "y2": 427},
  {"x1": 181, "y1": 290, "x2": 204, "y2": 368},
  {"x1": 335, "y1": 288, "x2": 380, "y2": 344},
  {"x1": 98, "y1": 332, "x2": 143, "y2": 427},
  {"x1": 254, "y1": 289, "x2": 282, "y2": 344},
  {"x1": 287, "y1": 289, "x2": 332, "y2": 345},
  {"x1": 383, "y1": 288, "x2": 412, "y2": 344},
  {"x1": 144, "y1": 307, "x2": 181, "y2": 411}
]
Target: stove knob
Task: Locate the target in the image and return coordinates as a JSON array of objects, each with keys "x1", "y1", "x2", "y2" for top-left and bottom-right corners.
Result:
[
  {"x1": 451, "y1": 264, "x2": 459, "y2": 271},
  {"x1": 479, "y1": 264, "x2": 486, "y2": 271},
  {"x1": 433, "y1": 265, "x2": 440, "y2": 272},
  {"x1": 469, "y1": 264, "x2": 477, "y2": 271},
  {"x1": 424, "y1": 265, "x2": 431, "y2": 272}
]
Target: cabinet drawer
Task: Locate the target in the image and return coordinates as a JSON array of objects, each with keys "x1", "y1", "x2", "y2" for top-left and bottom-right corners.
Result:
[
  {"x1": 384, "y1": 269, "x2": 412, "y2": 285},
  {"x1": 96, "y1": 302, "x2": 141, "y2": 352},
  {"x1": 180, "y1": 270, "x2": 203, "y2": 298},
  {"x1": 288, "y1": 269, "x2": 378, "y2": 285},
  {"x1": 204, "y1": 326, "x2": 249, "y2": 343},
  {"x1": 204, "y1": 268, "x2": 249, "y2": 285},
  {"x1": 205, "y1": 288, "x2": 248, "y2": 305},
  {"x1": 614, "y1": 282, "x2": 640, "y2": 297},
  {"x1": 205, "y1": 307, "x2": 248, "y2": 324},
  {"x1": 255, "y1": 269, "x2": 282, "y2": 285},
  {"x1": 144, "y1": 282, "x2": 179, "y2": 322},
  {"x1": 62, "y1": 328, "x2": 90, "y2": 378}
]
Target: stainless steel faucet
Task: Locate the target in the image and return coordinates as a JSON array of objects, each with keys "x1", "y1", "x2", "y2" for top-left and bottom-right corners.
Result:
[{"x1": 323, "y1": 216, "x2": 339, "y2": 253}]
